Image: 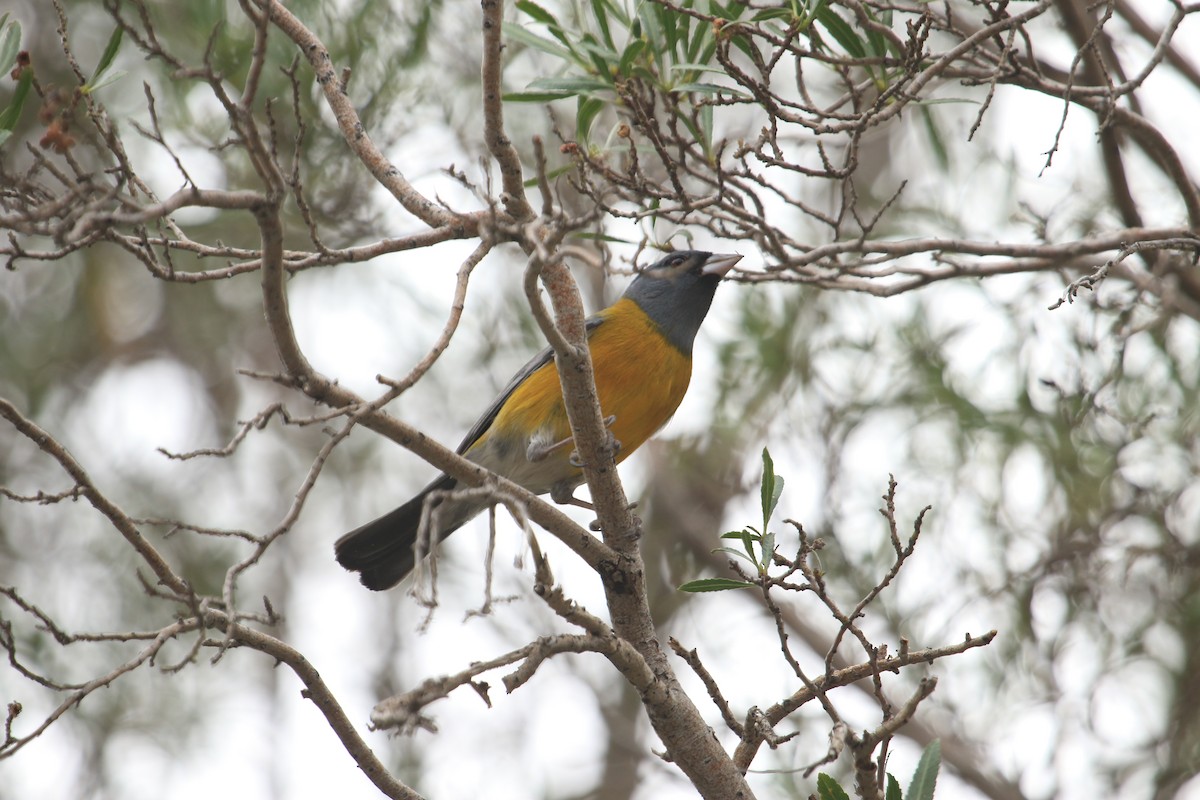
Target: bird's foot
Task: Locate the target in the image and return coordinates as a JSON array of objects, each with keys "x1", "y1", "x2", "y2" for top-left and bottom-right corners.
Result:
[
  {"x1": 568, "y1": 416, "x2": 621, "y2": 468},
  {"x1": 527, "y1": 434, "x2": 570, "y2": 463},
  {"x1": 550, "y1": 482, "x2": 594, "y2": 510},
  {"x1": 588, "y1": 501, "x2": 640, "y2": 532},
  {"x1": 528, "y1": 417, "x2": 617, "y2": 463}
]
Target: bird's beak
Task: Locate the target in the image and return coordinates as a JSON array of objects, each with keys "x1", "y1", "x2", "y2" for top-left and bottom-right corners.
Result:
[{"x1": 701, "y1": 253, "x2": 743, "y2": 278}]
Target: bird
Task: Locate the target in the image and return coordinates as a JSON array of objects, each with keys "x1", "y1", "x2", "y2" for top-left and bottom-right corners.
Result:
[{"x1": 335, "y1": 250, "x2": 742, "y2": 590}]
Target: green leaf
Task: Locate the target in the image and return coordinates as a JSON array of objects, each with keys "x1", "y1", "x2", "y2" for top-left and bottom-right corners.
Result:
[
  {"x1": 759, "y1": 530, "x2": 775, "y2": 569},
  {"x1": 594, "y1": 0, "x2": 630, "y2": 27},
  {"x1": 815, "y1": 7, "x2": 865, "y2": 58},
  {"x1": 88, "y1": 26, "x2": 123, "y2": 87},
  {"x1": 760, "y1": 448, "x2": 785, "y2": 527},
  {"x1": 907, "y1": 740, "x2": 941, "y2": 800},
  {"x1": 672, "y1": 81, "x2": 750, "y2": 98},
  {"x1": 578, "y1": 37, "x2": 620, "y2": 80},
  {"x1": 668, "y1": 63, "x2": 729, "y2": 74},
  {"x1": 569, "y1": 231, "x2": 636, "y2": 243},
  {"x1": 769, "y1": 475, "x2": 784, "y2": 517},
  {"x1": 687, "y1": 13, "x2": 713, "y2": 61},
  {"x1": 522, "y1": 165, "x2": 573, "y2": 186},
  {"x1": 576, "y1": 95, "x2": 605, "y2": 142},
  {"x1": 0, "y1": 64, "x2": 33, "y2": 135},
  {"x1": 712, "y1": 546, "x2": 756, "y2": 565},
  {"x1": 886, "y1": 774, "x2": 903, "y2": 800},
  {"x1": 867, "y1": 6, "x2": 902, "y2": 58},
  {"x1": 919, "y1": 104, "x2": 949, "y2": 171},
  {"x1": 670, "y1": 5, "x2": 693, "y2": 65},
  {"x1": 636, "y1": 1, "x2": 663, "y2": 53},
  {"x1": 527, "y1": 76, "x2": 613, "y2": 95},
  {"x1": 678, "y1": 577, "x2": 757, "y2": 592},
  {"x1": 727, "y1": 29, "x2": 756, "y2": 61},
  {"x1": 516, "y1": 0, "x2": 559, "y2": 26},
  {"x1": 577, "y1": 37, "x2": 621, "y2": 63},
  {"x1": 503, "y1": 91, "x2": 574, "y2": 102},
  {"x1": 863, "y1": 13, "x2": 887, "y2": 58},
  {"x1": 84, "y1": 68, "x2": 127, "y2": 94},
  {"x1": 503, "y1": 23, "x2": 574, "y2": 61},
  {"x1": 761, "y1": 447, "x2": 775, "y2": 521},
  {"x1": 591, "y1": 0, "x2": 615, "y2": 49},
  {"x1": 817, "y1": 773, "x2": 851, "y2": 800},
  {"x1": 752, "y1": 8, "x2": 796, "y2": 22},
  {"x1": 0, "y1": 16, "x2": 21, "y2": 77},
  {"x1": 711, "y1": 0, "x2": 747, "y2": 21},
  {"x1": 798, "y1": 0, "x2": 830, "y2": 31},
  {"x1": 677, "y1": 112, "x2": 704, "y2": 154},
  {"x1": 618, "y1": 38, "x2": 646, "y2": 76},
  {"x1": 658, "y1": 0, "x2": 678, "y2": 51},
  {"x1": 720, "y1": 529, "x2": 757, "y2": 540}
]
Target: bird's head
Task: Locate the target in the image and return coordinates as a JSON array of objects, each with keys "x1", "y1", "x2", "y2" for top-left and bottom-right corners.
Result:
[{"x1": 623, "y1": 251, "x2": 742, "y2": 354}]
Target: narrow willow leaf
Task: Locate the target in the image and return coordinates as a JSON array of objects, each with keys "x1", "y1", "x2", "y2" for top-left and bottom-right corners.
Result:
[
  {"x1": 528, "y1": 76, "x2": 613, "y2": 94},
  {"x1": 886, "y1": 774, "x2": 903, "y2": 800},
  {"x1": 712, "y1": 545, "x2": 756, "y2": 565},
  {"x1": 668, "y1": 63, "x2": 730, "y2": 73},
  {"x1": 636, "y1": 2, "x2": 663, "y2": 54},
  {"x1": 815, "y1": 8, "x2": 865, "y2": 58},
  {"x1": 515, "y1": 0, "x2": 559, "y2": 26},
  {"x1": 767, "y1": 475, "x2": 785, "y2": 521},
  {"x1": 907, "y1": 740, "x2": 941, "y2": 800},
  {"x1": 701, "y1": 102, "x2": 713, "y2": 156},
  {"x1": 686, "y1": 11, "x2": 711, "y2": 62},
  {"x1": 760, "y1": 448, "x2": 776, "y2": 525},
  {"x1": 0, "y1": 65, "x2": 33, "y2": 133},
  {"x1": 503, "y1": 91, "x2": 573, "y2": 102},
  {"x1": 0, "y1": 16, "x2": 20, "y2": 76},
  {"x1": 503, "y1": 23, "x2": 574, "y2": 61},
  {"x1": 576, "y1": 95, "x2": 605, "y2": 142},
  {"x1": 799, "y1": 0, "x2": 830, "y2": 31},
  {"x1": 817, "y1": 773, "x2": 851, "y2": 800},
  {"x1": 591, "y1": 0, "x2": 615, "y2": 49},
  {"x1": 618, "y1": 38, "x2": 646, "y2": 76},
  {"x1": 919, "y1": 104, "x2": 949, "y2": 170},
  {"x1": 579, "y1": 37, "x2": 619, "y2": 80},
  {"x1": 720, "y1": 530, "x2": 758, "y2": 540},
  {"x1": 89, "y1": 26, "x2": 123, "y2": 85},
  {"x1": 678, "y1": 577, "x2": 757, "y2": 592},
  {"x1": 570, "y1": 232, "x2": 636, "y2": 243},
  {"x1": 752, "y1": 8, "x2": 794, "y2": 21},
  {"x1": 673, "y1": 81, "x2": 750, "y2": 98},
  {"x1": 658, "y1": 0, "x2": 678, "y2": 51},
  {"x1": 522, "y1": 165, "x2": 573, "y2": 186},
  {"x1": 759, "y1": 531, "x2": 775, "y2": 569},
  {"x1": 85, "y1": 68, "x2": 127, "y2": 94}
]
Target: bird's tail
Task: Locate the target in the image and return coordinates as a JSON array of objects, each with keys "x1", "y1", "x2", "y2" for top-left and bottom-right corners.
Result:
[{"x1": 334, "y1": 474, "x2": 479, "y2": 590}]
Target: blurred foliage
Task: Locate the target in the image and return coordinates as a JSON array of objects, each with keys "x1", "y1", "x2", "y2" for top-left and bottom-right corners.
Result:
[
  {"x1": 703, "y1": 271, "x2": 1200, "y2": 796},
  {"x1": 504, "y1": 0, "x2": 903, "y2": 151}
]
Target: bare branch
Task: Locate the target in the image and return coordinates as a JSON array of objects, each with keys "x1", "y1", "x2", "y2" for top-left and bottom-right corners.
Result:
[
  {"x1": 0, "y1": 399, "x2": 189, "y2": 597},
  {"x1": 254, "y1": 0, "x2": 464, "y2": 229}
]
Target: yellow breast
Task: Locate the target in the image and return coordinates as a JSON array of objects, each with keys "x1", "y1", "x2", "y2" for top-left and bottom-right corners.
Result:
[{"x1": 485, "y1": 298, "x2": 692, "y2": 474}]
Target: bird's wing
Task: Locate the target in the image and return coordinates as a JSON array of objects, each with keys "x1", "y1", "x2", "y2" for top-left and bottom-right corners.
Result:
[{"x1": 455, "y1": 314, "x2": 608, "y2": 454}]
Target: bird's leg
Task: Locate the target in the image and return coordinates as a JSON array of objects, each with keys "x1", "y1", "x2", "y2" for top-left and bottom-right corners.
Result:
[
  {"x1": 526, "y1": 431, "x2": 570, "y2": 463},
  {"x1": 550, "y1": 481, "x2": 594, "y2": 510},
  {"x1": 527, "y1": 416, "x2": 619, "y2": 464},
  {"x1": 567, "y1": 416, "x2": 620, "y2": 468}
]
